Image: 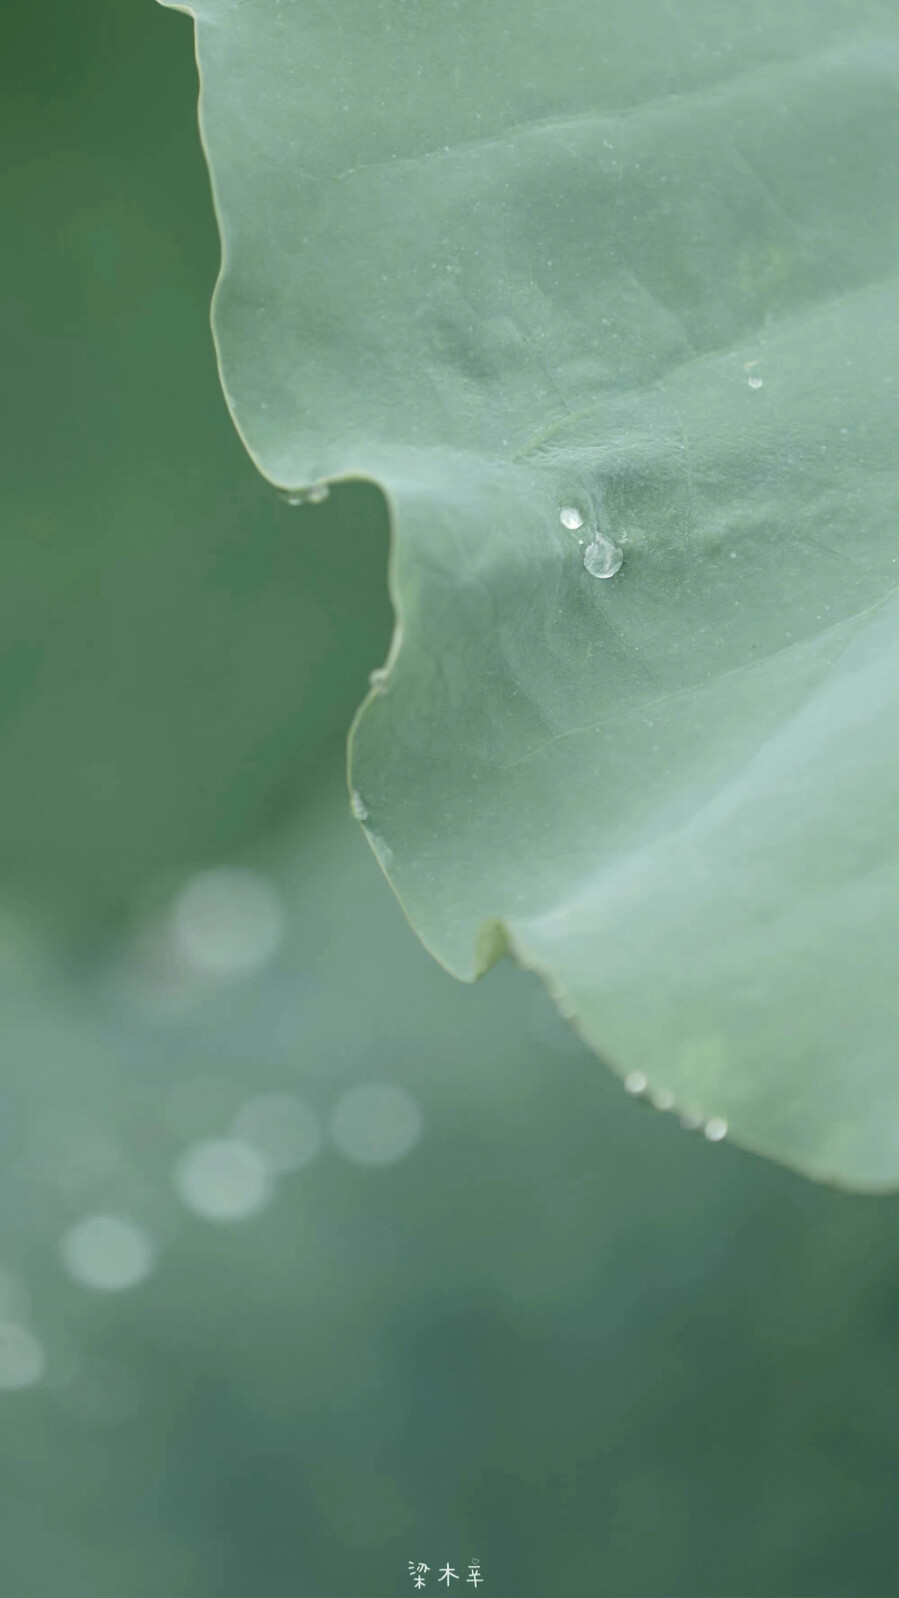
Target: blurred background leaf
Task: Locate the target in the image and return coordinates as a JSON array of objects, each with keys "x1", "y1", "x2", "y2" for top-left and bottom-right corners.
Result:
[
  {"x1": 0, "y1": 0, "x2": 392, "y2": 927},
  {"x1": 0, "y1": 4, "x2": 896, "y2": 1597}
]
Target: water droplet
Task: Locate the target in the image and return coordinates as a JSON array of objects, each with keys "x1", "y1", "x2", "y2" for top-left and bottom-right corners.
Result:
[
  {"x1": 367, "y1": 832, "x2": 394, "y2": 868},
  {"x1": 60, "y1": 1215, "x2": 156, "y2": 1293},
  {"x1": 584, "y1": 535, "x2": 623, "y2": 580},
  {"x1": 283, "y1": 482, "x2": 330, "y2": 506},
  {"x1": 368, "y1": 667, "x2": 388, "y2": 688},
  {"x1": 679, "y1": 1112, "x2": 703, "y2": 1132},
  {"x1": 704, "y1": 1116, "x2": 728, "y2": 1142},
  {"x1": 747, "y1": 375, "x2": 763, "y2": 390},
  {"x1": 649, "y1": 1087, "x2": 675, "y2": 1112},
  {"x1": 624, "y1": 1071, "x2": 647, "y2": 1096},
  {"x1": 559, "y1": 506, "x2": 584, "y2": 531},
  {"x1": 350, "y1": 791, "x2": 369, "y2": 822}
]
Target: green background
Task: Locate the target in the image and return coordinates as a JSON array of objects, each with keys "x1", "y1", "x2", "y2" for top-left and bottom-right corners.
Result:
[{"x1": 0, "y1": 3, "x2": 895, "y2": 1595}]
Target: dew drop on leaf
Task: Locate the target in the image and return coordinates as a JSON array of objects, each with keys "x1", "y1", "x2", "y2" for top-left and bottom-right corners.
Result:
[
  {"x1": 283, "y1": 482, "x2": 330, "y2": 506},
  {"x1": 367, "y1": 832, "x2": 394, "y2": 867},
  {"x1": 584, "y1": 535, "x2": 623, "y2": 579},
  {"x1": 649, "y1": 1087, "x2": 675, "y2": 1112},
  {"x1": 704, "y1": 1116, "x2": 728, "y2": 1142},
  {"x1": 559, "y1": 506, "x2": 584, "y2": 531},
  {"x1": 747, "y1": 375, "x2": 764, "y2": 390},
  {"x1": 350, "y1": 791, "x2": 369, "y2": 822}
]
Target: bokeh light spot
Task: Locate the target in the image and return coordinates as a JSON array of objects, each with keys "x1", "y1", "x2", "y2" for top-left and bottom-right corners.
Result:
[
  {"x1": 60, "y1": 1215, "x2": 156, "y2": 1292},
  {"x1": 171, "y1": 867, "x2": 285, "y2": 978},
  {"x1": 0, "y1": 1322, "x2": 46, "y2": 1391},
  {"x1": 232, "y1": 1093, "x2": 322, "y2": 1175},
  {"x1": 330, "y1": 1083, "x2": 423, "y2": 1167},
  {"x1": 174, "y1": 1138, "x2": 272, "y2": 1221}
]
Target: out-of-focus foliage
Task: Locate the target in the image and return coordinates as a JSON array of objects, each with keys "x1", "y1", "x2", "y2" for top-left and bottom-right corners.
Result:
[
  {"x1": 2, "y1": 793, "x2": 899, "y2": 1598},
  {"x1": 178, "y1": 0, "x2": 899, "y2": 1186},
  {"x1": 0, "y1": 5, "x2": 896, "y2": 1598},
  {"x1": 0, "y1": 0, "x2": 391, "y2": 927}
]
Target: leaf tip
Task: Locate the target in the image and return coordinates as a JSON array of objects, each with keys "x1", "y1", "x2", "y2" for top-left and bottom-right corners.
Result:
[{"x1": 474, "y1": 918, "x2": 510, "y2": 977}]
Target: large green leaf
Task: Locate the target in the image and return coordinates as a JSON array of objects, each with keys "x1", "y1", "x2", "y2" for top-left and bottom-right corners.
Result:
[{"x1": 165, "y1": 0, "x2": 899, "y2": 1188}]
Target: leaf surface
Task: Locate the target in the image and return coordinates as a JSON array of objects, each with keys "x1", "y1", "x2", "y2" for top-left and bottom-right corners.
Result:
[{"x1": 166, "y1": 0, "x2": 899, "y2": 1186}]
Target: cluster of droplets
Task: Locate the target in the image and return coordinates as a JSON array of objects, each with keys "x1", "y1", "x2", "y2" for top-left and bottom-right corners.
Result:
[
  {"x1": 284, "y1": 482, "x2": 330, "y2": 507},
  {"x1": 624, "y1": 1071, "x2": 728, "y2": 1141},
  {"x1": 559, "y1": 506, "x2": 624, "y2": 580},
  {"x1": 349, "y1": 792, "x2": 393, "y2": 867}
]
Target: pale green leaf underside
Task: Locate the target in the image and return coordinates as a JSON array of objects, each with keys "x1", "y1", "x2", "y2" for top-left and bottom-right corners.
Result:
[{"x1": 167, "y1": 0, "x2": 899, "y2": 1187}]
